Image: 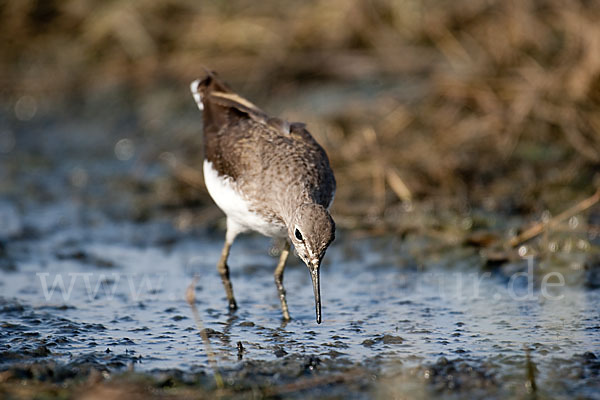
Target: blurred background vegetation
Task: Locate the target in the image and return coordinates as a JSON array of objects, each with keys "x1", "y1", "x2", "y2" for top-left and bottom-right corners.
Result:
[
  {"x1": 2, "y1": 3, "x2": 600, "y2": 397},
  {"x1": 1, "y1": 0, "x2": 599, "y2": 237}
]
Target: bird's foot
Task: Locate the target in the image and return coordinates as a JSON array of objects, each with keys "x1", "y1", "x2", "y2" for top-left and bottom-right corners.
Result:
[{"x1": 228, "y1": 299, "x2": 238, "y2": 311}]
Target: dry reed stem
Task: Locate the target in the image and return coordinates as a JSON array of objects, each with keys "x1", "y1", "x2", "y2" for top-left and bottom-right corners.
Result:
[
  {"x1": 185, "y1": 277, "x2": 224, "y2": 390},
  {"x1": 508, "y1": 188, "x2": 600, "y2": 248},
  {"x1": 385, "y1": 167, "x2": 412, "y2": 204}
]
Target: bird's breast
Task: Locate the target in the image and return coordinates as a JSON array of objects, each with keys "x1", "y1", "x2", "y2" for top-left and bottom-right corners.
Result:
[{"x1": 203, "y1": 160, "x2": 287, "y2": 238}]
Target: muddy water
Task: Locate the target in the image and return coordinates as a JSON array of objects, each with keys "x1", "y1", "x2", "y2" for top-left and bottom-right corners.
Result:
[
  {"x1": 1, "y1": 115, "x2": 599, "y2": 398},
  {"x1": 2, "y1": 213, "x2": 599, "y2": 376}
]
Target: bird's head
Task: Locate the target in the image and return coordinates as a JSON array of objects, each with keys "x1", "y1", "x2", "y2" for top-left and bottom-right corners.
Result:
[{"x1": 288, "y1": 203, "x2": 335, "y2": 324}]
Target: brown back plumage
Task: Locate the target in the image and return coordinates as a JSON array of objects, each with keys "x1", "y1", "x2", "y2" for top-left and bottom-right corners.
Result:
[{"x1": 194, "y1": 72, "x2": 336, "y2": 222}]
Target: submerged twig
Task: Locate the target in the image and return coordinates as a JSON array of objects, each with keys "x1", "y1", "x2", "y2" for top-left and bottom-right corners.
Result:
[
  {"x1": 525, "y1": 347, "x2": 537, "y2": 398},
  {"x1": 186, "y1": 277, "x2": 224, "y2": 389},
  {"x1": 508, "y1": 188, "x2": 600, "y2": 248}
]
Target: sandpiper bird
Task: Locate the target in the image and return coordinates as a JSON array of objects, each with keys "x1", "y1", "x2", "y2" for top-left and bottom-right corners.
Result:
[{"x1": 190, "y1": 72, "x2": 336, "y2": 324}]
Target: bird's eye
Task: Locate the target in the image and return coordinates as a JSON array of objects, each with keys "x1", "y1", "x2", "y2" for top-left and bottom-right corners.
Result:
[{"x1": 294, "y1": 228, "x2": 303, "y2": 241}]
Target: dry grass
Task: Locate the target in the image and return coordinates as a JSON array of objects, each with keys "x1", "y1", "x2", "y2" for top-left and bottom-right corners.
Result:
[{"x1": 1, "y1": 0, "x2": 599, "y2": 232}]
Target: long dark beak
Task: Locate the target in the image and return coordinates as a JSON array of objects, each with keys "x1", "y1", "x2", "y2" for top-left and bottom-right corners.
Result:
[{"x1": 309, "y1": 262, "x2": 321, "y2": 324}]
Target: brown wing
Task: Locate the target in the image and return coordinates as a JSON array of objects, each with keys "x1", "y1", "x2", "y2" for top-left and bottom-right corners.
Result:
[
  {"x1": 197, "y1": 72, "x2": 335, "y2": 211},
  {"x1": 222, "y1": 117, "x2": 336, "y2": 212}
]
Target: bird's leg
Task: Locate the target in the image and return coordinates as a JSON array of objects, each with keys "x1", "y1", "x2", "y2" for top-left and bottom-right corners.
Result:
[
  {"x1": 217, "y1": 239, "x2": 237, "y2": 311},
  {"x1": 274, "y1": 241, "x2": 291, "y2": 321}
]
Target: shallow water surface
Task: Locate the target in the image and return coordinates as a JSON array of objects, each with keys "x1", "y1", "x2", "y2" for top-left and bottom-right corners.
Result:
[{"x1": 1, "y1": 216, "x2": 599, "y2": 381}]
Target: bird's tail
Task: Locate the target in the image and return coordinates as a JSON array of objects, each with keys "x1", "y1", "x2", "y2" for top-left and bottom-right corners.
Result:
[
  {"x1": 190, "y1": 71, "x2": 267, "y2": 131},
  {"x1": 189, "y1": 70, "x2": 231, "y2": 111}
]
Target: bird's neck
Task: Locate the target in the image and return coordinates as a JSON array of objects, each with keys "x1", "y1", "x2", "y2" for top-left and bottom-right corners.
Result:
[{"x1": 277, "y1": 186, "x2": 314, "y2": 227}]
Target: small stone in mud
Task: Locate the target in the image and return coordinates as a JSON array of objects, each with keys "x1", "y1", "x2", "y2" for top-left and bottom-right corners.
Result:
[
  {"x1": 361, "y1": 339, "x2": 376, "y2": 347},
  {"x1": 419, "y1": 357, "x2": 497, "y2": 392},
  {"x1": 31, "y1": 345, "x2": 51, "y2": 357},
  {"x1": 274, "y1": 347, "x2": 287, "y2": 358},
  {"x1": 322, "y1": 350, "x2": 347, "y2": 359},
  {"x1": 381, "y1": 335, "x2": 403, "y2": 344},
  {"x1": 582, "y1": 351, "x2": 596, "y2": 360},
  {"x1": 304, "y1": 356, "x2": 321, "y2": 371},
  {"x1": 200, "y1": 328, "x2": 222, "y2": 338},
  {"x1": 362, "y1": 334, "x2": 404, "y2": 347}
]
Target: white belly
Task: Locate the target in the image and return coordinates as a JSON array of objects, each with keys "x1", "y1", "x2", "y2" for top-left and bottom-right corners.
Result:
[{"x1": 203, "y1": 160, "x2": 286, "y2": 238}]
